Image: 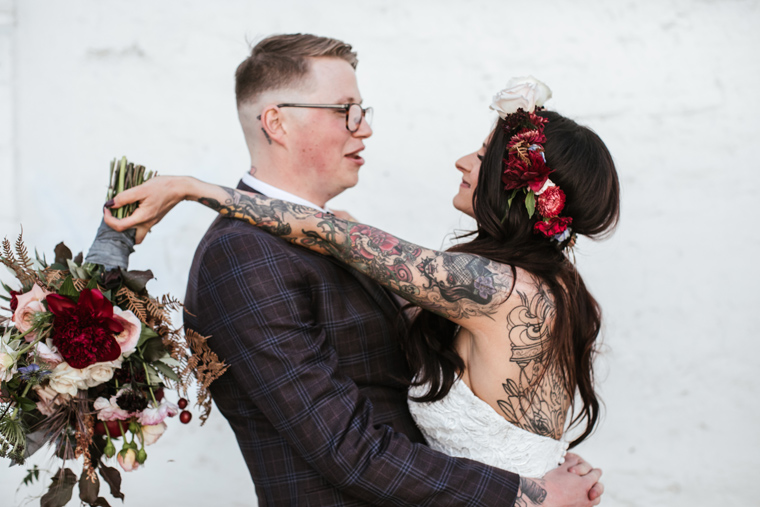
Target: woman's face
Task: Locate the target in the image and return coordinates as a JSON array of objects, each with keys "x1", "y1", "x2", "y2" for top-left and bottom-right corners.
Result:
[{"x1": 452, "y1": 139, "x2": 487, "y2": 218}]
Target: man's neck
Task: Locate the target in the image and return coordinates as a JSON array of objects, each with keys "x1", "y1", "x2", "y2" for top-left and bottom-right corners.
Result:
[{"x1": 242, "y1": 171, "x2": 329, "y2": 212}]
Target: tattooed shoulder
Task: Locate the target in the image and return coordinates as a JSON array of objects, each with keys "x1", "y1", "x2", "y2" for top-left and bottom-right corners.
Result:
[{"x1": 497, "y1": 275, "x2": 569, "y2": 439}]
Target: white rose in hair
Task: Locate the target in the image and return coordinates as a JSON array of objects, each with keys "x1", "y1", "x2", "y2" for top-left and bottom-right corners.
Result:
[{"x1": 490, "y1": 76, "x2": 553, "y2": 119}]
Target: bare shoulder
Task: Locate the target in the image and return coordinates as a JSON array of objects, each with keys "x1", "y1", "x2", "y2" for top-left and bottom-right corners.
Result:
[{"x1": 460, "y1": 269, "x2": 569, "y2": 440}]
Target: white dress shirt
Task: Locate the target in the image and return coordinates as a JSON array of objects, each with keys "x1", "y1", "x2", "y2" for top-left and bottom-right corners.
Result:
[{"x1": 241, "y1": 172, "x2": 330, "y2": 213}]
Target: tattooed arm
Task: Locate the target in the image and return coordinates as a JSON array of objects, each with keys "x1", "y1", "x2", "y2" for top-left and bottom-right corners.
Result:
[
  {"x1": 104, "y1": 176, "x2": 514, "y2": 323},
  {"x1": 514, "y1": 454, "x2": 604, "y2": 507}
]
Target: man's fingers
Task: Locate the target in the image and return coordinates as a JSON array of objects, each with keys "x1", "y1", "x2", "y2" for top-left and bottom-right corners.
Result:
[{"x1": 589, "y1": 481, "x2": 604, "y2": 501}]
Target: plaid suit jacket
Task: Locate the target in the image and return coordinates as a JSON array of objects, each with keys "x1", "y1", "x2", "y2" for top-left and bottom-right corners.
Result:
[{"x1": 183, "y1": 182, "x2": 519, "y2": 506}]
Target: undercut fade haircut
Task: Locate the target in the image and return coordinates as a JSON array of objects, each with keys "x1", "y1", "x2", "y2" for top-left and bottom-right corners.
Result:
[{"x1": 235, "y1": 33, "x2": 358, "y2": 107}]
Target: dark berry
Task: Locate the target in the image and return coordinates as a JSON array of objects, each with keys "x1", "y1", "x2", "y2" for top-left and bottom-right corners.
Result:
[{"x1": 179, "y1": 410, "x2": 192, "y2": 424}]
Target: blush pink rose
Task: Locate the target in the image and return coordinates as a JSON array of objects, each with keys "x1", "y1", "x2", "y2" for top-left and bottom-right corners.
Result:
[
  {"x1": 93, "y1": 395, "x2": 132, "y2": 421},
  {"x1": 111, "y1": 307, "x2": 141, "y2": 356},
  {"x1": 117, "y1": 448, "x2": 139, "y2": 472},
  {"x1": 34, "y1": 384, "x2": 71, "y2": 416},
  {"x1": 137, "y1": 399, "x2": 179, "y2": 426},
  {"x1": 140, "y1": 422, "x2": 167, "y2": 446},
  {"x1": 12, "y1": 284, "x2": 50, "y2": 341},
  {"x1": 34, "y1": 340, "x2": 64, "y2": 368}
]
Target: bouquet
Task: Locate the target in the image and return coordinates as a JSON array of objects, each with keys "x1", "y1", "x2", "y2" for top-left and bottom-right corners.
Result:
[{"x1": 0, "y1": 158, "x2": 228, "y2": 506}]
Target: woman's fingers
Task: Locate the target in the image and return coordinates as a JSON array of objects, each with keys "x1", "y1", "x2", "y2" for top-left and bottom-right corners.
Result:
[
  {"x1": 589, "y1": 480, "x2": 605, "y2": 501},
  {"x1": 103, "y1": 206, "x2": 143, "y2": 231}
]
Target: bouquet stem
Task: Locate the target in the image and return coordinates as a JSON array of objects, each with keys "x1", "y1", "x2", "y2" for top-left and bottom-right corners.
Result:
[{"x1": 86, "y1": 157, "x2": 156, "y2": 270}]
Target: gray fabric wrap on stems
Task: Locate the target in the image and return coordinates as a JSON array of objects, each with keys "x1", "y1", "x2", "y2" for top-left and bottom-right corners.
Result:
[{"x1": 84, "y1": 218, "x2": 136, "y2": 270}]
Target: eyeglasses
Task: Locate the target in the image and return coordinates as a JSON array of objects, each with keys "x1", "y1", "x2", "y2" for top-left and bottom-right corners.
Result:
[{"x1": 275, "y1": 103, "x2": 373, "y2": 133}]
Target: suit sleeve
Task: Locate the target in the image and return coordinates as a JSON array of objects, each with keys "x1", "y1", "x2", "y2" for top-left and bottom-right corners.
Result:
[{"x1": 195, "y1": 230, "x2": 519, "y2": 506}]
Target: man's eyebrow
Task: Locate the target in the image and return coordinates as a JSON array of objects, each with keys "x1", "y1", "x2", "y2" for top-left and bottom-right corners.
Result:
[{"x1": 336, "y1": 96, "x2": 362, "y2": 104}]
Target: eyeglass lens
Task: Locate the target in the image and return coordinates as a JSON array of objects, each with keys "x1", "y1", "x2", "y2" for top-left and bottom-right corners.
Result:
[{"x1": 348, "y1": 104, "x2": 373, "y2": 132}]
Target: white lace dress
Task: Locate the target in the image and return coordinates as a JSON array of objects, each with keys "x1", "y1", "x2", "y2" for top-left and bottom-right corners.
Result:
[{"x1": 408, "y1": 379, "x2": 568, "y2": 478}]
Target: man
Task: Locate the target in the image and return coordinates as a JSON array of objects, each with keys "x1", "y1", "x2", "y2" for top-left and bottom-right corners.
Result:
[{"x1": 157, "y1": 34, "x2": 604, "y2": 505}]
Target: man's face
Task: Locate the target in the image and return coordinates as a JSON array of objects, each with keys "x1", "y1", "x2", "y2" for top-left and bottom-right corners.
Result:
[{"x1": 283, "y1": 57, "x2": 372, "y2": 201}]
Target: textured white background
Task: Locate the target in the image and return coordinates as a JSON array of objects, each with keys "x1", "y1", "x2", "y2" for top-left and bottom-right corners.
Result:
[{"x1": 1, "y1": 1, "x2": 759, "y2": 506}]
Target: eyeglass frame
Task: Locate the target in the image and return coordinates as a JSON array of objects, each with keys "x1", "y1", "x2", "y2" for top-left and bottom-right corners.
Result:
[{"x1": 272, "y1": 103, "x2": 373, "y2": 133}]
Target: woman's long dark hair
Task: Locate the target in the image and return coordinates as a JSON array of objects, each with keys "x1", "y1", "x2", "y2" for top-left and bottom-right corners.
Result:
[{"x1": 404, "y1": 111, "x2": 620, "y2": 448}]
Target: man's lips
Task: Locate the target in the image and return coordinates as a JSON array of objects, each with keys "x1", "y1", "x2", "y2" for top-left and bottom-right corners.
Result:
[{"x1": 345, "y1": 148, "x2": 365, "y2": 165}]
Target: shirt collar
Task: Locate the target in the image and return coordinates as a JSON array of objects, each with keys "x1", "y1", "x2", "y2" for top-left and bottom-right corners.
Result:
[{"x1": 241, "y1": 172, "x2": 330, "y2": 213}]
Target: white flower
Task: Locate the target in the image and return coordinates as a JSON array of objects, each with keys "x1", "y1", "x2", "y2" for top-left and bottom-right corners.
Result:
[
  {"x1": 83, "y1": 360, "x2": 120, "y2": 388},
  {"x1": 140, "y1": 422, "x2": 167, "y2": 446},
  {"x1": 93, "y1": 395, "x2": 132, "y2": 421},
  {"x1": 48, "y1": 362, "x2": 88, "y2": 397},
  {"x1": 490, "y1": 76, "x2": 553, "y2": 119},
  {"x1": 0, "y1": 330, "x2": 19, "y2": 381},
  {"x1": 0, "y1": 352, "x2": 16, "y2": 382},
  {"x1": 137, "y1": 398, "x2": 179, "y2": 426},
  {"x1": 535, "y1": 179, "x2": 556, "y2": 196}
]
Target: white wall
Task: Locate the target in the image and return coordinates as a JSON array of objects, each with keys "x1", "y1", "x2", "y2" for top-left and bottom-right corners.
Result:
[{"x1": 1, "y1": 1, "x2": 759, "y2": 505}]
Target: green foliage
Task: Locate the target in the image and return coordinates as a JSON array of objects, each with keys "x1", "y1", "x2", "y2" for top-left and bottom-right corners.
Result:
[
  {"x1": 22, "y1": 465, "x2": 40, "y2": 486},
  {"x1": 153, "y1": 361, "x2": 179, "y2": 382},
  {"x1": 57, "y1": 275, "x2": 79, "y2": 301},
  {"x1": 525, "y1": 191, "x2": 536, "y2": 218}
]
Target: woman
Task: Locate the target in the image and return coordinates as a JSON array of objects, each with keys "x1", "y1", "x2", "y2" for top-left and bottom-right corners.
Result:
[{"x1": 104, "y1": 77, "x2": 620, "y2": 478}]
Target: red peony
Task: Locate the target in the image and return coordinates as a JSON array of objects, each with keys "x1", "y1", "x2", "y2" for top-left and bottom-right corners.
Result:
[
  {"x1": 46, "y1": 289, "x2": 123, "y2": 369},
  {"x1": 534, "y1": 216, "x2": 573, "y2": 237},
  {"x1": 9, "y1": 290, "x2": 20, "y2": 312},
  {"x1": 502, "y1": 150, "x2": 553, "y2": 192},
  {"x1": 536, "y1": 186, "x2": 566, "y2": 218}
]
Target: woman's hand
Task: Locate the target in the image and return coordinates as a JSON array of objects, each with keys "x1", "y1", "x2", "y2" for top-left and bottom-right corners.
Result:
[{"x1": 103, "y1": 175, "x2": 196, "y2": 244}]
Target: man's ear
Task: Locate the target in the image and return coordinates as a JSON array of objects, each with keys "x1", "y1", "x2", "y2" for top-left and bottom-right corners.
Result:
[{"x1": 259, "y1": 106, "x2": 287, "y2": 146}]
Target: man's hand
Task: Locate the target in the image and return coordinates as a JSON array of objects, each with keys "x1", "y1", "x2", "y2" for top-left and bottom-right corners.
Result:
[{"x1": 515, "y1": 454, "x2": 603, "y2": 507}]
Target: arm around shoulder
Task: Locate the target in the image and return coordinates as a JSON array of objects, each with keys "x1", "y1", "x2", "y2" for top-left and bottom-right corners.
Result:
[{"x1": 191, "y1": 229, "x2": 520, "y2": 505}]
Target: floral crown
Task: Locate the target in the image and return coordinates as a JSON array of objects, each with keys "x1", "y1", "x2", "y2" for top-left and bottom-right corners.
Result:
[{"x1": 490, "y1": 76, "x2": 574, "y2": 246}]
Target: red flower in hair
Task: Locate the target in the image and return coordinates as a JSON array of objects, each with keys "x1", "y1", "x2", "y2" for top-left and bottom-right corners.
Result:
[
  {"x1": 508, "y1": 129, "x2": 546, "y2": 147},
  {"x1": 47, "y1": 289, "x2": 123, "y2": 369},
  {"x1": 536, "y1": 186, "x2": 566, "y2": 218},
  {"x1": 534, "y1": 216, "x2": 573, "y2": 237},
  {"x1": 528, "y1": 112, "x2": 549, "y2": 129},
  {"x1": 502, "y1": 150, "x2": 553, "y2": 192}
]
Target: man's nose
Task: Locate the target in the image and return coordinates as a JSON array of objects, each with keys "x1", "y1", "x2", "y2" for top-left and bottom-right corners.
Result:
[{"x1": 354, "y1": 117, "x2": 373, "y2": 138}]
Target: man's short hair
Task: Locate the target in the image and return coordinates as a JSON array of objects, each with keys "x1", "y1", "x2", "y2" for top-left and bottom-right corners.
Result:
[{"x1": 235, "y1": 33, "x2": 358, "y2": 107}]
